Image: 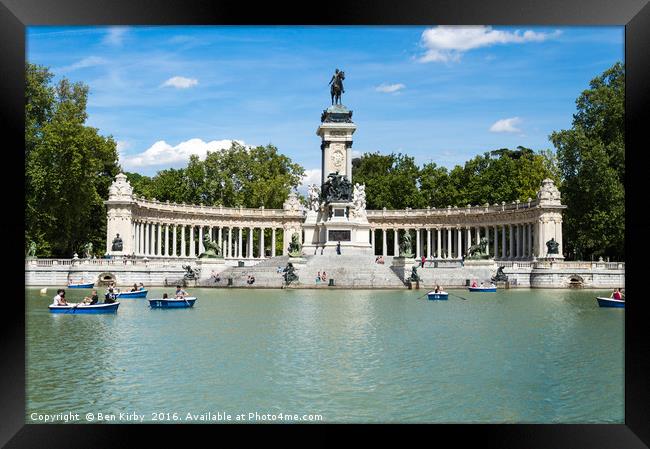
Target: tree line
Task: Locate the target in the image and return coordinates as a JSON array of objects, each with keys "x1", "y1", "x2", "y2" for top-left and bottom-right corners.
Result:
[{"x1": 25, "y1": 62, "x2": 624, "y2": 260}]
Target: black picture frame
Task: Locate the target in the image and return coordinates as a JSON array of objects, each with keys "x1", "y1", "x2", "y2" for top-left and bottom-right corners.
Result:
[{"x1": 3, "y1": 0, "x2": 649, "y2": 446}]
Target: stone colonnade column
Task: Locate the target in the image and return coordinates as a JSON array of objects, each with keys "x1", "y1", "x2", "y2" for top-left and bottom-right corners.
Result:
[
  {"x1": 271, "y1": 228, "x2": 276, "y2": 257},
  {"x1": 382, "y1": 229, "x2": 387, "y2": 256},
  {"x1": 393, "y1": 229, "x2": 399, "y2": 256}
]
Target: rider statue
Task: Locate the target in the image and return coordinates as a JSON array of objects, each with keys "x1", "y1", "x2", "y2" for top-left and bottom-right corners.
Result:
[{"x1": 329, "y1": 68, "x2": 345, "y2": 105}]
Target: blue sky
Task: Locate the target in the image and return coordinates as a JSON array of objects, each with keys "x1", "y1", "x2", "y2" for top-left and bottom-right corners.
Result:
[{"x1": 27, "y1": 26, "x2": 623, "y2": 188}]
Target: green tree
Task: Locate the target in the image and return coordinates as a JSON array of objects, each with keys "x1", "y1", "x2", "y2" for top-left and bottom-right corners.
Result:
[
  {"x1": 550, "y1": 62, "x2": 624, "y2": 260},
  {"x1": 25, "y1": 63, "x2": 120, "y2": 257},
  {"x1": 352, "y1": 152, "x2": 424, "y2": 209},
  {"x1": 128, "y1": 142, "x2": 304, "y2": 209}
]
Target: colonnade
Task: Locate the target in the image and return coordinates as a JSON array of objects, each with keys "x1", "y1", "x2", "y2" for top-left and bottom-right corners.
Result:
[
  {"x1": 370, "y1": 222, "x2": 537, "y2": 260},
  {"x1": 131, "y1": 221, "x2": 284, "y2": 258}
]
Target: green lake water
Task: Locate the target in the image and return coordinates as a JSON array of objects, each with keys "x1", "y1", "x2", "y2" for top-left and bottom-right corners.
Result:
[{"x1": 26, "y1": 287, "x2": 624, "y2": 423}]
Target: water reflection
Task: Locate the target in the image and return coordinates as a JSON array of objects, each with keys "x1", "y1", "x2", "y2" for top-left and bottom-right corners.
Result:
[{"x1": 26, "y1": 287, "x2": 623, "y2": 423}]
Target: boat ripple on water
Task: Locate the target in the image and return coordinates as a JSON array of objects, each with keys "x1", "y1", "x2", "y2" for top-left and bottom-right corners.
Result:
[
  {"x1": 48, "y1": 302, "x2": 120, "y2": 314},
  {"x1": 596, "y1": 297, "x2": 625, "y2": 308},
  {"x1": 148, "y1": 297, "x2": 197, "y2": 308}
]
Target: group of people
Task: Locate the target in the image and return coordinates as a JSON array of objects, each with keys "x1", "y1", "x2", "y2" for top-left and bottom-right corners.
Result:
[
  {"x1": 470, "y1": 280, "x2": 496, "y2": 288},
  {"x1": 374, "y1": 256, "x2": 385, "y2": 264},
  {"x1": 315, "y1": 271, "x2": 328, "y2": 284},
  {"x1": 246, "y1": 275, "x2": 256, "y2": 285},
  {"x1": 51, "y1": 289, "x2": 105, "y2": 307},
  {"x1": 162, "y1": 285, "x2": 189, "y2": 299},
  {"x1": 432, "y1": 284, "x2": 445, "y2": 293}
]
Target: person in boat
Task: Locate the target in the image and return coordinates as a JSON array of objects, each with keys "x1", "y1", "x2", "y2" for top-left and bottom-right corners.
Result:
[
  {"x1": 103, "y1": 292, "x2": 116, "y2": 304},
  {"x1": 138, "y1": 282, "x2": 145, "y2": 291},
  {"x1": 489, "y1": 282, "x2": 496, "y2": 288},
  {"x1": 480, "y1": 282, "x2": 485, "y2": 288},
  {"x1": 175, "y1": 285, "x2": 188, "y2": 298},
  {"x1": 82, "y1": 290, "x2": 99, "y2": 305},
  {"x1": 438, "y1": 285, "x2": 444, "y2": 293},
  {"x1": 52, "y1": 289, "x2": 68, "y2": 306},
  {"x1": 130, "y1": 283, "x2": 138, "y2": 292},
  {"x1": 162, "y1": 293, "x2": 169, "y2": 299},
  {"x1": 611, "y1": 288, "x2": 623, "y2": 300},
  {"x1": 434, "y1": 285, "x2": 440, "y2": 293},
  {"x1": 471, "y1": 280, "x2": 478, "y2": 288}
]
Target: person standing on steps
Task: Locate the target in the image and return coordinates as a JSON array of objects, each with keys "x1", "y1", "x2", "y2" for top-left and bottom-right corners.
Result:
[{"x1": 336, "y1": 241, "x2": 341, "y2": 255}]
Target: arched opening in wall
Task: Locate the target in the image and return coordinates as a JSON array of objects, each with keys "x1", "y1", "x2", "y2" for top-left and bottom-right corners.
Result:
[
  {"x1": 98, "y1": 272, "x2": 116, "y2": 286},
  {"x1": 568, "y1": 275, "x2": 584, "y2": 288}
]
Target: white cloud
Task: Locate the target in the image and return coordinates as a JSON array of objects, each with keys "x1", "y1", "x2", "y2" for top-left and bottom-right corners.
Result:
[
  {"x1": 58, "y1": 56, "x2": 107, "y2": 73},
  {"x1": 103, "y1": 27, "x2": 128, "y2": 46},
  {"x1": 418, "y1": 26, "x2": 561, "y2": 63},
  {"x1": 376, "y1": 83, "x2": 406, "y2": 93},
  {"x1": 115, "y1": 140, "x2": 130, "y2": 160},
  {"x1": 489, "y1": 117, "x2": 522, "y2": 133},
  {"x1": 121, "y1": 138, "x2": 244, "y2": 169},
  {"x1": 161, "y1": 76, "x2": 199, "y2": 89},
  {"x1": 298, "y1": 168, "x2": 322, "y2": 194}
]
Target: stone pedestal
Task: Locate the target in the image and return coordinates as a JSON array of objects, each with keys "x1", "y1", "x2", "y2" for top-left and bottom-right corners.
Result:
[
  {"x1": 392, "y1": 257, "x2": 417, "y2": 283},
  {"x1": 197, "y1": 258, "x2": 226, "y2": 280}
]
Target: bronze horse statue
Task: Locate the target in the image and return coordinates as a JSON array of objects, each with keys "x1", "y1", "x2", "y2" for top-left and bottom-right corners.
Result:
[{"x1": 329, "y1": 69, "x2": 345, "y2": 105}]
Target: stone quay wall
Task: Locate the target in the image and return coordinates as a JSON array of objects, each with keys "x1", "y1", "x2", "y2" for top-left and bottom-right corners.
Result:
[{"x1": 25, "y1": 257, "x2": 624, "y2": 289}]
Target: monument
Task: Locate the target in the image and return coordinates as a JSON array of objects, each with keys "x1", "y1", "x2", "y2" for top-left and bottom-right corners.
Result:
[
  {"x1": 197, "y1": 233, "x2": 226, "y2": 282},
  {"x1": 302, "y1": 69, "x2": 373, "y2": 255}
]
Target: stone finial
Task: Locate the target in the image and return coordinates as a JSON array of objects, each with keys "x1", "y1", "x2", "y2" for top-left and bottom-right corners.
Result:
[
  {"x1": 108, "y1": 173, "x2": 133, "y2": 201},
  {"x1": 283, "y1": 192, "x2": 302, "y2": 212},
  {"x1": 537, "y1": 178, "x2": 561, "y2": 205}
]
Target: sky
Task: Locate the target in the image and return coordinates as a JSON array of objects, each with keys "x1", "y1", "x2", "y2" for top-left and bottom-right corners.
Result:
[{"x1": 27, "y1": 26, "x2": 623, "y2": 190}]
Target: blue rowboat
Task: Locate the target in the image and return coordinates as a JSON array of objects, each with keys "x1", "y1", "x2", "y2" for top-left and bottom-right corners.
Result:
[
  {"x1": 427, "y1": 291, "x2": 449, "y2": 300},
  {"x1": 149, "y1": 297, "x2": 196, "y2": 309},
  {"x1": 115, "y1": 289, "x2": 148, "y2": 299},
  {"x1": 468, "y1": 286, "x2": 497, "y2": 292},
  {"x1": 596, "y1": 297, "x2": 625, "y2": 308},
  {"x1": 49, "y1": 302, "x2": 120, "y2": 314},
  {"x1": 67, "y1": 282, "x2": 94, "y2": 289}
]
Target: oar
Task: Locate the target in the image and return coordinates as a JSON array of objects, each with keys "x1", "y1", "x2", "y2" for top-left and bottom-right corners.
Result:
[{"x1": 416, "y1": 291, "x2": 431, "y2": 300}]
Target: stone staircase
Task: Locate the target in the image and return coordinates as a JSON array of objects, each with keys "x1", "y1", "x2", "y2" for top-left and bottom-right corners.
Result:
[
  {"x1": 294, "y1": 254, "x2": 404, "y2": 288},
  {"x1": 199, "y1": 256, "x2": 289, "y2": 288}
]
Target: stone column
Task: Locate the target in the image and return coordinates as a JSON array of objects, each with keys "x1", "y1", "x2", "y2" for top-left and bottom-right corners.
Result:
[
  {"x1": 508, "y1": 224, "x2": 514, "y2": 260},
  {"x1": 227, "y1": 227, "x2": 233, "y2": 258},
  {"x1": 156, "y1": 223, "x2": 161, "y2": 256},
  {"x1": 527, "y1": 223, "x2": 533, "y2": 259},
  {"x1": 515, "y1": 225, "x2": 520, "y2": 259},
  {"x1": 381, "y1": 229, "x2": 387, "y2": 256},
  {"x1": 180, "y1": 225, "x2": 186, "y2": 257},
  {"x1": 260, "y1": 227, "x2": 265, "y2": 258},
  {"x1": 164, "y1": 224, "x2": 169, "y2": 256},
  {"x1": 457, "y1": 227, "x2": 462, "y2": 259},
  {"x1": 493, "y1": 225, "x2": 498, "y2": 258},
  {"x1": 436, "y1": 228, "x2": 442, "y2": 259},
  {"x1": 172, "y1": 225, "x2": 177, "y2": 257},
  {"x1": 144, "y1": 222, "x2": 149, "y2": 255},
  {"x1": 475, "y1": 227, "x2": 480, "y2": 246},
  {"x1": 425, "y1": 228, "x2": 430, "y2": 258},
  {"x1": 522, "y1": 224, "x2": 527, "y2": 259},
  {"x1": 370, "y1": 229, "x2": 375, "y2": 255},
  {"x1": 394, "y1": 229, "x2": 399, "y2": 256},
  {"x1": 247, "y1": 228, "x2": 253, "y2": 258},
  {"x1": 198, "y1": 226, "x2": 203, "y2": 255},
  {"x1": 501, "y1": 225, "x2": 506, "y2": 259},
  {"x1": 238, "y1": 228, "x2": 243, "y2": 258},
  {"x1": 485, "y1": 226, "x2": 490, "y2": 256},
  {"x1": 466, "y1": 227, "x2": 472, "y2": 253},
  {"x1": 218, "y1": 226, "x2": 223, "y2": 250},
  {"x1": 415, "y1": 228, "x2": 421, "y2": 259},
  {"x1": 271, "y1": 228, "x2": 276, "y2": 257},
  {"x1": 187, "y1": 226, "x2": 193, "y2": 258},
  {"x1": 447, "y1": 227, "x2": 452, "y2": 259}
]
